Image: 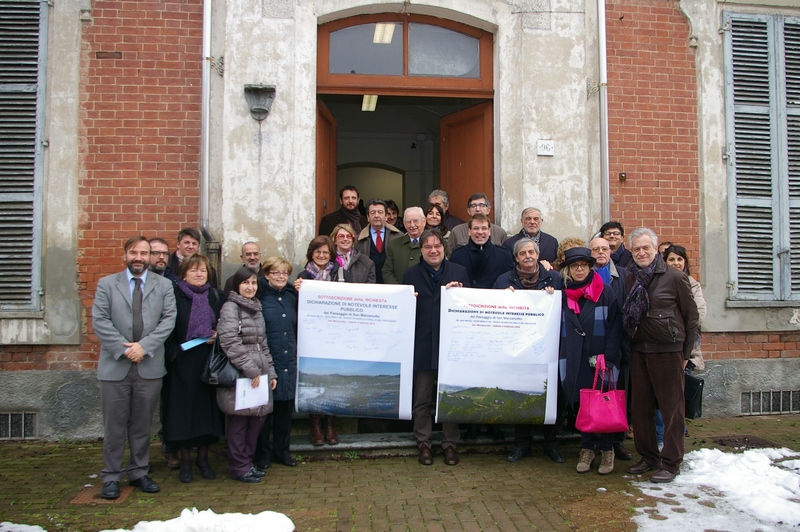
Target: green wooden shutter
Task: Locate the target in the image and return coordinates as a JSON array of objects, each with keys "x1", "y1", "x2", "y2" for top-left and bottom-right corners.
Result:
[{"x1": 0, "y1": 0, "x2": 45, "y2": 311}]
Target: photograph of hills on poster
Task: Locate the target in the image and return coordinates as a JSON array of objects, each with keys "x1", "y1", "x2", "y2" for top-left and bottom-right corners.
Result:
[
  {"x1": 297, "y1": 357, "x2": 401, "y2": 419},
  {"x1": 436, "y1": 382, "x2": 549, "y2": 424}
]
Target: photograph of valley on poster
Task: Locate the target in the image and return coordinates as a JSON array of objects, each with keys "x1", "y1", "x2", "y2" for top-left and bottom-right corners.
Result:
[
  {"x1": 436, "y1": 364, "x2": 549, "y2": 424},
  {"x1": 297, "y1": 357, "x2": 401, "y2": 418}
]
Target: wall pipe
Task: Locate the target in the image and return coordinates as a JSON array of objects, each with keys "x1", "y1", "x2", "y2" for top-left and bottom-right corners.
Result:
[
  {"x1": 598, "y1": 0, "x2": 611, "y2": 223},
  {"x1": 199, "y1": 0, "x2": 220, "y2": 286}
]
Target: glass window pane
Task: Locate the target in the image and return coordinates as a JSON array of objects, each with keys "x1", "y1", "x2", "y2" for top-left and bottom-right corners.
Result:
[
  {"x1": 330, "y1": 23, "x2": 402, "y2": 76},
  {"x1": 408, "y1": 23, "x2": 480, "y2": 78}
]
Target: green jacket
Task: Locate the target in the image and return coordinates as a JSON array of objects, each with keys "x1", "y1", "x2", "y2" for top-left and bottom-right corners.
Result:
[{"x1": 382, "y1": 234, "x2": 421, "y2": 284}]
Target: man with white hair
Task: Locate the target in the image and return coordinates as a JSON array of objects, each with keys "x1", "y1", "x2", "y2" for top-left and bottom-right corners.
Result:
[
  {"x1": 382, "y1": 206, "x2": 426, "y2": 284},
  {"x1": 622, "y1": 228, "x2": 698, "y2": 484},
  {"x1": 503, "y1": 207, "x2": 559, "y2": 264}
]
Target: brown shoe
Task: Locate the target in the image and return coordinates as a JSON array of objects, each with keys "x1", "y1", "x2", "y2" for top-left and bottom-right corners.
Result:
[
  {"x1": 418, "y1": 445, "x2": 433, "y2": 466},
  {"x1": 650, "y1": 469, "x2": 678, "y2": 483},
  {"x1": 613, "y1": 442, "x2": 633, "y2": 461},
  {"x1": 325, "y1": 415, "x2": 339, "y2": 445},
  {"x1": 627, "y1": 459, "x2": 660, "y2": 475},
  {"x1": 309, "y1": 415, "x2": 324, "y2": 446},
  {"x1": 443, "y1": 446, "x2": 459, "y2": 466}
]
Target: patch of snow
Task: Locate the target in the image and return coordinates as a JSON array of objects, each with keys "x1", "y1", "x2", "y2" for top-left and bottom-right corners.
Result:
[
  {"x1": 0, "y1": 525, "x2": 48, "y2": 532},
  {"x1": 99, "y1": 508, "x2": 294, "y2": 532},
  {"x1": 633, "y1": 447, "x2": 800, "y2": 532}
]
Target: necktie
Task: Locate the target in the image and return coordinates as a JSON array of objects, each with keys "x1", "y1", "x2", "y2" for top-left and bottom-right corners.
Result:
[
  {"x1": 132, "y1": 278, "x2": 144, "y2": 342},
  {"x1": 412, "y1": 239, "x2": 418, "y2": 245},
  {"x1": 375, "y1": 230, "x2": 383, "y2": 253}
]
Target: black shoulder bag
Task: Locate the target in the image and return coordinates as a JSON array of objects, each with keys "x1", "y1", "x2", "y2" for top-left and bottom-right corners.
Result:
[{"x1": 200, "y1": 305, "x2": 243, "y2": 388}]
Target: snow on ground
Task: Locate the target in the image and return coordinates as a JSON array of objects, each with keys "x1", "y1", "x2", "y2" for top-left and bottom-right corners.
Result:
[
  {"x1": 633, "y1": 447, "x2": 800, "y2": 532},
  {"x1": 1, "y1": 508, "x2": 294, "y2": 532}
]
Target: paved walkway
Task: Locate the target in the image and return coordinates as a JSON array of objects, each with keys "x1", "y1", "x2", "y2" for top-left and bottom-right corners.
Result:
[{"x1": 0, "y1": 415, "x2": 797, "y2": 531}]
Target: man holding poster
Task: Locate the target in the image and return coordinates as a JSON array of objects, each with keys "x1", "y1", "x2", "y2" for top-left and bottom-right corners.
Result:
[{"x1": 403, "y1": 230, "x2": 470, "y2": 466}]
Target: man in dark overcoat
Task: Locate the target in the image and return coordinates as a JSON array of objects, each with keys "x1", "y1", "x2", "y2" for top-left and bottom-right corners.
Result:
[{"x1": 403, "y1": 230, "x2": 470, "y2": 466}]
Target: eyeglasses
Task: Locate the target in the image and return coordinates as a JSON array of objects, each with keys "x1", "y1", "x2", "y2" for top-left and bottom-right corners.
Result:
[
  {"x1": 313, "y1": 250, "x2": 331, "y2": 256},
  {"x1": 336, "y1": 234, "x2": 353, "y2": 240},
  {"x1": 268, "y1": 271, "x2": 289, "y2": 277},
  {"x1": 569, "y1": 263, "x2": 591, "y2": 271},
  {"x1": 151, "y1": 251, "x2": 169, "y2": 257},
  {"x1": 468, "y1": 203, "x2": 489, "y2": 209},
  {"x1": 603, "y1": 230, "x2": 622, "y2": 237}
]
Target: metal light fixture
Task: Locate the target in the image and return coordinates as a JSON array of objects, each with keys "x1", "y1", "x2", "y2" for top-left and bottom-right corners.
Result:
[
  {"x1": 361, "y1": 94, "x2": 378, "y2": 112},
  {"x1": 244, "y1": 84, "x2": 276, "y2": 121}
]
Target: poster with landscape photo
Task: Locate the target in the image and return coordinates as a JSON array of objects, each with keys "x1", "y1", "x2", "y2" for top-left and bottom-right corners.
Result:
[
  {"x1": 436, "y1": 287, "x2": 562, "y2": 424},
  {"x1": 296, "y1": 281, "x2": 416, "y2": 419}
]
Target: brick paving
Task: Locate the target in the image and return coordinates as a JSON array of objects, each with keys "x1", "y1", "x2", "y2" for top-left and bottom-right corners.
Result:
[{"x1": 0, "y1": 415, "x2": 798, "y2": 531}]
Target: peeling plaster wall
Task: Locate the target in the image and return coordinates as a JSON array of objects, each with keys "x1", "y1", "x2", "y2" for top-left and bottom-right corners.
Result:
[{"x1": 213, "y1": 0, "x2": 604, "y2": 273}]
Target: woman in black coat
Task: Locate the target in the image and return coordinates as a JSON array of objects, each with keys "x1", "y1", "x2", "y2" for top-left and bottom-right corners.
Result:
[
  {"x1": 559, "y1": 247, "x2": 622, "y2": 476},
  {"x1": 163, "y1": 253, "x2": 226, "y2": 483},
  {"x1": 254, "y1": 256, "x2": 299, "y2": 469}
]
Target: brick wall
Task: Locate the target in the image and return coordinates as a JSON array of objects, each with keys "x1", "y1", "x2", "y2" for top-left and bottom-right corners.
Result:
[
  {"x1": 0, "y1": 1, "x2": 204, "y2": 371},
  {"x1": 703, "y1": 333, "x2": 800, "y2": 360},
  {"x1": 605, "y1": 0, "x2": 701, "y2": 275}
]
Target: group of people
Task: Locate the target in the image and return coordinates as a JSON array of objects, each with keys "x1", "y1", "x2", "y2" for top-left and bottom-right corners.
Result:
[
  {"x1": 91, "y1": 184, "x2": 701, "y2": 500},
  {"x1": 314, "y1": 186, "x2": 700, "y2": 480},
  {"x1": 92, "y1": 232, "x2": 301, "y2": 499}
]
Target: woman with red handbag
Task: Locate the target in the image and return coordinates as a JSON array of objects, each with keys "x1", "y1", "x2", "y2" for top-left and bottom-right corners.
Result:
[{"x1": 559, "y1": 247, "x2": 624, "y2": 475}]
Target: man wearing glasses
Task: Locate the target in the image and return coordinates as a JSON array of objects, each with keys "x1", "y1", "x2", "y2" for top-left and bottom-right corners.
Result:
[
  {"x1": 148, "y1": 238, "x2": 172, "y2": 278},
  {"x1": 598, "y1": 221, "x2": 634, "y2": 269},
  {"x1": 449, "y1": 193, "x2": 508, "y2": 251},
  {"x1": 382, "y1": 207, "x2": 426, "y2": 284}
]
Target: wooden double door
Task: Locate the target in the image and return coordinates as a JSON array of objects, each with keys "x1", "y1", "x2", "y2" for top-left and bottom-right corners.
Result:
[{"x1": 316, "y1": 100, "x2": 493, "y2": 228}]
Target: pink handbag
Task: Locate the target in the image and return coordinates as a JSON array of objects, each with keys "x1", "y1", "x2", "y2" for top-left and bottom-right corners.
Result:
[{"x1": 575, "y1": 354, "x2": 628, "y2": 434}]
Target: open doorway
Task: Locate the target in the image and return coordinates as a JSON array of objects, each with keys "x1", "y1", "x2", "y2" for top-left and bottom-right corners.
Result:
[{"x1": 317, "y1": 94, "x2": 492, "y2": 224}]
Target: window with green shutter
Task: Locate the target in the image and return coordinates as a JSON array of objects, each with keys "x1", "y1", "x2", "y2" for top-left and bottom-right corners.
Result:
[
  {"x1": 725, "y1": 12, "x2": 800, "y2": 301},
  {"x1": 0, "y1": 0, "x2": 46, "y2": 311}
]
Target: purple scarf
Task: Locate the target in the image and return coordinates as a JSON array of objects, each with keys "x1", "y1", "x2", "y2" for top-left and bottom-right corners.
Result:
[
  {"x1": 305, "y1": 261, "x2": 335, "y2": 281},
  {"x1": 177, "y1": 281, "x2": 216, "y2": 341},
  {"x1": 622, "y1": 253, "x2": 662, "y2": 336}
]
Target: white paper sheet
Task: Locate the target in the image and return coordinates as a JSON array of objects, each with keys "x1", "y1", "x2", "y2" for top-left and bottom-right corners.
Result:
[
  {"x1": 436, "y1": 287, "x2": 562, "y2": 425},
  {"x1": 234, "y1": 377, "x2": 271, "y2": 411},
  {"x1": 296, "y1": 280, "x2": 416, "y2": 420}
]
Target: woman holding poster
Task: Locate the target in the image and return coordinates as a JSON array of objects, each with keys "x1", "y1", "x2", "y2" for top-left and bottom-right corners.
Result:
[
  {"x1": 559, "y1": 247, "x2": 623, "y2": 475},
  {"x1": 217, "y1": 267, "x2": 277, "y2": 483},
  {"x1": 295, "y1": 235, "x2": 343, "y2": 445}
]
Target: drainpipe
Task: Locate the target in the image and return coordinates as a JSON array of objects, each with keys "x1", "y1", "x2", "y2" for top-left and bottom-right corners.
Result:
[
  {"x1": 598, "y1": 0, "x2": 611, "y2": 223},
  {"x1": 200, "y1": 0, "x2": 220, "y2": 287}
]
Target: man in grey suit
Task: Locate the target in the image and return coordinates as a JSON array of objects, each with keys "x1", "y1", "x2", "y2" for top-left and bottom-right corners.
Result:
[{"x1": 92, "y1": 236, "x2": 177, "y2": 499}]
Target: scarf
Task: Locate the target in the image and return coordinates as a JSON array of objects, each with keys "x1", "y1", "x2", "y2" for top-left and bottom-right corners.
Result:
[
  {"x1": 177, "y1": 281, "x2": 216, "y2": 341},
  {"x1": 564, "y1": 271, "x2": 604, "y2": 314},
  {"x1": 227, "y1": 291, "x2": 262, "y2": 315},
  {"x1": 595, "y1": 263, "x2": 611, "y2": 284},
  {"x1": 622, "y1": 253, "x2": 662, "y2": 336},
  {"x1": 305, "y1": 261, "x2": 335, "y2": 281},
  {"x1": 336, "y1": 249, "x2": 352, "y2": 270},
  {"x1": 420, "y1": 258, "x2": 446, "y2": 286},
  {"x1": 524, "y1": 229, "x2": 541, "y2": 247},
  {"x1": 342, "y1": 208, "x2": 363, "y2": 235},
  {"x1": 611, "y1": 244, "x2": 627, "y2": 263},
  {"x1": 516, "y1": 265, "x2": 540, "y2": 290}
]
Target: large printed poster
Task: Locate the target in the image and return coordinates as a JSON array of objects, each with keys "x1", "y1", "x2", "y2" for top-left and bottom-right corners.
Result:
[
  {"x1": 436, "y1": 287, "x2": 562, "y2": 425},
  {"x1": 296, "y1": 280, "x2": 416, "y2": 419}
]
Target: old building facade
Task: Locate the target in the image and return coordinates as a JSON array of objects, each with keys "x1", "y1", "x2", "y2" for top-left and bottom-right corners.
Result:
[{"x1": 0, "y1": 0, "x2": 798, "y2": 439}]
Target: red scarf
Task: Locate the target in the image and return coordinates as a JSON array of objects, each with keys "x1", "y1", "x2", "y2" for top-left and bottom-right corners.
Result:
[{"x1": 564, "y1": 272, "x2": 604, "y2": 314}]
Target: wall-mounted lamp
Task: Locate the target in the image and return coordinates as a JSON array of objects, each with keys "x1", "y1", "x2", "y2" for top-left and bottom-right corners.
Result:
[
  {"x1": 619, "y1": 172, "x2": 627, "y2": 181},
  {"x1": 244, "y1": 84, "x2": 276, "y2": 121}
]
